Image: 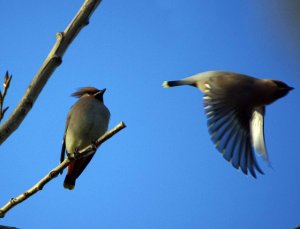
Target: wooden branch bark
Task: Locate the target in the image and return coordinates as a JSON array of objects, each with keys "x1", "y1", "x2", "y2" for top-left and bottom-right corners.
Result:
[
  {"x1": 0, "y1": 0, "x2": 102, "y2": 145},
  {"x1": 0, "y1": 121, "x2": 126, "y2": 218}
]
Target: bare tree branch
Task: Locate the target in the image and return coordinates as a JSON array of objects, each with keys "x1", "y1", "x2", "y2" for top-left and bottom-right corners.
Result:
[
  {"x1": 0, "y1": 71, "x2": 12, "y2": 123},
  {"x1": 0, "y1": 121, "x2": 126, "y2": 218},
  {"x1": 0, "y1": 0, "x2": 102, "y2": 145}
]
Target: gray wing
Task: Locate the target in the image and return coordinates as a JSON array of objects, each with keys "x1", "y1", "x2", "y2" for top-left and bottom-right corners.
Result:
[
  {"x1": 203, "y1": 84, "x2": 264, "y2": 178},
  {"x1": 60, "y1": 112, "x2": 71, "y2": 174}
]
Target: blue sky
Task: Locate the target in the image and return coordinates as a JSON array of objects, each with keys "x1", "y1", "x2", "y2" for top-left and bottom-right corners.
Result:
[{"x1": 1, "y1": 1, "x2": 299, "y2": 228}]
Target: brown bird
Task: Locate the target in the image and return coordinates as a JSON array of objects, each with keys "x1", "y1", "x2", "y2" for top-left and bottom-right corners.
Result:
[
  {"x1": 60, "y1": 87, "x2": 110, "y2": 190},
  {"x1": 163, "y1": 71, "x2": 293, "y2": 177}
]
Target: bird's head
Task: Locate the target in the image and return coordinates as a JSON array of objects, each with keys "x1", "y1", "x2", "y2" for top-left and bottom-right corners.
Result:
[
  {"x1": 270, "y1": 80, "x2": 294, "y2": 101},
  {"x1": 257, "y1": 79, "x2": 293, "y2": 105},
  {"x1": 72, "y1": 87, "x2": 106, "y2": 102}
]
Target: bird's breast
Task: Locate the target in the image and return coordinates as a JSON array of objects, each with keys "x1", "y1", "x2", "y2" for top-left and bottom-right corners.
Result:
[{"x1": 65, "y1": 99, "x2": 110, "y2": 154}]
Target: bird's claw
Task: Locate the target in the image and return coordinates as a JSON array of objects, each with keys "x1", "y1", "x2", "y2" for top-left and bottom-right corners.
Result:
[
  {"x1": 91, "y1": 141, "x2": 98, "y2": 152},
  {"x1": 73, "y1": 147, "x2": 80, "y2": 159},
  {"x1": 67, "y1": 147, "x2": 80, "y2": 160}
]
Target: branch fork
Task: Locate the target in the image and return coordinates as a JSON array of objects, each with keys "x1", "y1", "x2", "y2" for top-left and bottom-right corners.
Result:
[
  {"x1": 0, "y1": 0, "x2": 102, "y2": 145},
  {"x1": 0, "y1": 71, "x2": 12, "y2": 122}
]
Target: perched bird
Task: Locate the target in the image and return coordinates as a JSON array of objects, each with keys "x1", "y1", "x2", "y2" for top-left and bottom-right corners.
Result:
[
  {"x1": 60, "y1": 87, "x2": 110, "y2": 190},
  {"x1": 163, "y1": 71, "x2": 293, "y2": 177}
]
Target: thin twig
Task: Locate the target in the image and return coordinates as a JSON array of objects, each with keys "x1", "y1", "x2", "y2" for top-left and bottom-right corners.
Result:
[
  {"x1": 0, "y1": 71, "x2": 12, "y2": 123},
  {"x1": 0, "y1": 122, "x2": 126, "y2": 218},
  {"x1": 0, "y1": 0, "x2": 102, "y2": 145}
]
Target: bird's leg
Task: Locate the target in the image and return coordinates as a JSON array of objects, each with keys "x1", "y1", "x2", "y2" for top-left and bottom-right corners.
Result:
[
  {"x1": 73, "y1": 147, "x2": 80, "y2": 159},
  {"x1": 67, "y1": 147, "x2": 80, "y2": 160}
]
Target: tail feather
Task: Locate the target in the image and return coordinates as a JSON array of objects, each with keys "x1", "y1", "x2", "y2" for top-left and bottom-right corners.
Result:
[
  {"x1": 63, "y1": 154, "x2": 95, "y2": 190},
  {"x1": 163, "y1": 80, "x2": 193, "y2": 88},
  {"x1": 63, "y1": 161, "x2": 76, "y2": 190},
  {"x1": 64, "y1": 174, "x2": 76, "y2": 190}
]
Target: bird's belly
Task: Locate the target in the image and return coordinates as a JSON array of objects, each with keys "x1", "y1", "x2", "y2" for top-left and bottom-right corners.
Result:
[{"x1": 65, "y1": 114, "x2": 108, "y2": 155}]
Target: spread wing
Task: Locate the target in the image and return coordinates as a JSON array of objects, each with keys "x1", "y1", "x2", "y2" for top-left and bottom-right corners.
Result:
[{"x1": 203, "y1": 83, "x2": 264, "y2": 177}]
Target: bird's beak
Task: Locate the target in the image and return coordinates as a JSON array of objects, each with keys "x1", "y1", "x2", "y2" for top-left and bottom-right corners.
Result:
[
  {"x1": 93, "y1": 88, "x2": 106, "y2": 98},
  {"x1": 101, "y1": 88, "x2": 106, "y2": 94},
  {"x1": 287, "y1": 86, "x2": 294, "y2": 91},
  {"x1": 94, "y1": 88, "x2": 106, "y2": 96}
]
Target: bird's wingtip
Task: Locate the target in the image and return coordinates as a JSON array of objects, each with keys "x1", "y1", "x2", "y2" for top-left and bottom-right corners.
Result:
[{"x1": 162, "y1": 81, "x2": 170, "y2": 88}]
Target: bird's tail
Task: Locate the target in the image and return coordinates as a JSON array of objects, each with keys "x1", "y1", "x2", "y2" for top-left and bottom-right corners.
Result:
[
  {"x1": 163, "y1": 80, "x2": 194, "y2": 88},
  {"x1": 63, "y1": 155, "x2": 95, "y2": 190},
  {"x1": 64, "y1": 174, "x2": 76, "y2": 190},
  {"x1": 63, "y1": 161, "x2": 76, "y2": 190}
]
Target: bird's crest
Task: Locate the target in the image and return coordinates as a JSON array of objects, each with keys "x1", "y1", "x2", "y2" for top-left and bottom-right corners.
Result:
[{"x1": 71, "y1": 87, "x2": 100, "y2": 98}]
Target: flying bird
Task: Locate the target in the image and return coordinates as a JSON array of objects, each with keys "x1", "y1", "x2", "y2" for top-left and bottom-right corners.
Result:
[
  {"x1": 60, "y1": 87, "x2": 110, "y2": 190},
  {"x1": 163, "y1": 71, "x2": 293, "y2": 177}
]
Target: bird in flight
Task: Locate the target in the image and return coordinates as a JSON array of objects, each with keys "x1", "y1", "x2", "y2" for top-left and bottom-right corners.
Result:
[{"x1": 163, "y1": 71, "x2": 293, "y2": 177}]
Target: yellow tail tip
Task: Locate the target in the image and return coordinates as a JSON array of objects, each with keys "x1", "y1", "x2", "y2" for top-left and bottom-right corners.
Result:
[
  {"x1": 162, "y1": 81, "x2": 170, "y2": 88},
  {"x1": 64, "y1": 183, "x2": 75, "y2": 190}
]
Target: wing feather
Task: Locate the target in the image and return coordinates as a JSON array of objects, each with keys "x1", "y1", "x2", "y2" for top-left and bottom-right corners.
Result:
[
  {"x1": 251, "y1": 107, "x2": 269, "y2": 163},
  {"x1": 203, "y1": 81, "x2": 265, "y2": 177}
]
